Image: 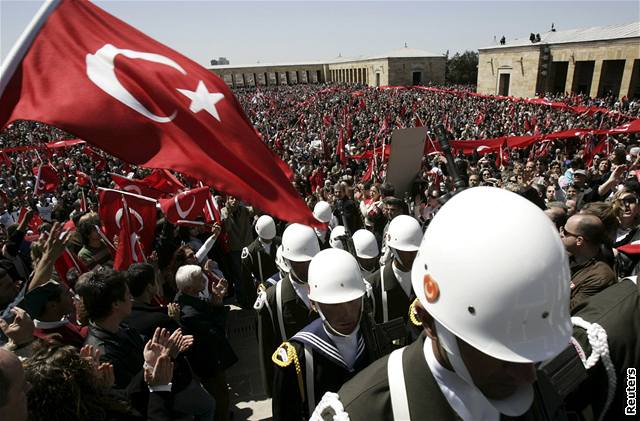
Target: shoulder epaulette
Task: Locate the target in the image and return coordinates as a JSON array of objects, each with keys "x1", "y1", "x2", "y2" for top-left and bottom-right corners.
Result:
[
  {"x1": 272, "y1": 341, "x2": 300, "y2": 370},
  {"x1": 409, "y1": 298, "x2": 422, "y2": 327},
  {"x1": 272, "y1": 341, "x2": 306, "y2": 402}
]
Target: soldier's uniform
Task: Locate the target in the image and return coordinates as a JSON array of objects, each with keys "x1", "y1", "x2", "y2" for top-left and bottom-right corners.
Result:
[
  {"x1": 563, "y1": 278, "x2": 640, "y2": 420},
  {"x1": 272, "y1": 318, "x2": 370, "y2": 421},
  {"x1": 326, "y1": 333, "x2": 564, "y2": 421},
  {"x1": 257, "y1": 274, "x2": 318, "y2": 396},
  {"x1": 367, "y1": 262, "x2": 421, "y2": 345},
  {"x1": 240, "y1": 236, "x2": 280, "y2": 306}
]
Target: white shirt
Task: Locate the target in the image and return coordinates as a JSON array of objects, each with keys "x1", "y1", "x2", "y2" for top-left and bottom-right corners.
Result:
[
  {"x1": 325, "y1": 325, "x2": 360, "y2": 370},
  {"x1": 290, "y1": 278, "x2": 311, "y2": 309},
  {"x1": 392, "y1": 261, "x2": 413, "y2": 297}
]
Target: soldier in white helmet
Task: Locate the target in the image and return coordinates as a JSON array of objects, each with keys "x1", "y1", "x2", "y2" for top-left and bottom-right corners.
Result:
[
  {"x1": 313, "y1": 201, "x2": 338, "y2": 249},
  {"x1": 240, "y1": 214, "x2": 281, "y2": 306},
  {"x1": 368, "y1": 214, "x2": 423, "y2": 329},
  {"x1": 272, "y1": 248, "x2": 374, "y2": 421},
  {"x1": 329, "y1": 225, "x2": 346, "y2": 250},
  {"x1": 256, "y1": 223, "x2": 320, "y2": 396},
  {"x1": 352, "y1": 229, "x2": 380, "y2": 278},
  {"x1": 312, "y1": 187, "x2": 572, "y2": 421}
]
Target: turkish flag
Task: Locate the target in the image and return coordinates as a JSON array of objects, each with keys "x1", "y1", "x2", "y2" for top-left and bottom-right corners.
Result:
[
  {"x1": 75, "y1": 170, "x2": 91, "y2": 187},
  {"x1": 83, "y1": 146, "x2": 107, "y2": 171},
  {"x1": 98, "y1": 188, "x2": 157, "y2": 268},
  {"x1": 0, "y1": 0, "x2": 318, "y2": 227},
  {"x1": 159, "y1": 186, "x2": 209, "y2": 224},
  {"x1": 110, "y1": 173, "x2": 167, "y2": 199},
  {"x1": 143, "y1": 169, "x2": 185, "y2": 195},
  {"x1": 32, "y1": 163, "x2": 60, "y2": 194},
  {"x1": 54, "y1": 247, "x2": 87, "y2": 287},
  {"x1": 18, "y1": 207, "x2": 43, "y2": 232},
  {"x1": 200, "y1": 182, "x2": 221, "y2": 224}
]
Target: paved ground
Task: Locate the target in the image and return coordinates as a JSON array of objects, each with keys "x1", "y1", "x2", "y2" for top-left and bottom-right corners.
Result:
[{"x1": 226, "y1": 306, "x2": 273, "y2": 421}]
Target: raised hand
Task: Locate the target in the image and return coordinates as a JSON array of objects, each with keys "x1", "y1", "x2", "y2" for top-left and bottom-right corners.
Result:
[{"x1": 144, "y1": 353, "x2": 174, "y2": 387}]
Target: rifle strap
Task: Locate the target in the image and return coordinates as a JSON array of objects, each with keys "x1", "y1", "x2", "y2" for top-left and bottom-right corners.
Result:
[
  {"x1": 276, "y1": 280, "x2": 287, "y2": 341},
  {"x1": 304, "y1": 343, "x2": 316, "y2": 416},
  {"x1": 388, "y1": 347, "x2": 410, "y2": 420},
  {"x1": 381, "y1": 268, "x2": 389, "y2": 323}
]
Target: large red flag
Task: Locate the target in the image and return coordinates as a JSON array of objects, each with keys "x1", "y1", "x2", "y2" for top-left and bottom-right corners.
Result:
[
  {"x1": 159, "y1": 187, "x2": 209, "y2": 224},
  {"x1": 0, "y1": 0, "x2": 317, "y2": 227},
  {"x1": 142, "y1": 169, "x2": 185, "y2": 195},
  {"x1": 32, "y1": 163, "x2": 60, "y2": 194},
  {"x1": 98, "y1": 188, "x2": 157, "y2": 265},
  {"x1": 110, "y1": 173, "x2": 168, "y2": 199}
]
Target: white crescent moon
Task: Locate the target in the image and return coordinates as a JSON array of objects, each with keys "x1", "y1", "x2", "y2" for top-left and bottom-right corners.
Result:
[
  {"x1": 175, "y1": 192, "x2": 196, "y2": 219},
  {"x1": 115, "y1": 207, "x2": 145, "y2": 232},
  {"x1": 86, "y1": 44, "x2": 187, "y2": 123}
]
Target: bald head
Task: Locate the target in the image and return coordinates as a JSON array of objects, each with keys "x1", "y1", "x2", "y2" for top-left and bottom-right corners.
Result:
[
  {"x1": 0, "y1": 349, "x2": 28, "y2": 421},
  {"x1": 566, "y1": 214, "x2": 605, "y2": 247}
]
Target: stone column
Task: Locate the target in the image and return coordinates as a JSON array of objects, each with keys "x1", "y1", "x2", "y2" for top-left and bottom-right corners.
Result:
[
  {"x1": 564, "y1": 62, "x2": 575, "y2": 94},
  {"x1": 619, "y1": 59, "x2": 635, "y2": 99},
  {"x1": 589, "y1": 60, "x2": 603, "y2": 98}
]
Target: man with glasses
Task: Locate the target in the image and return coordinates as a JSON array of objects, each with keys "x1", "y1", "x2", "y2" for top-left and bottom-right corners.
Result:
[{"x1": 560, "y1": 214, "x2": 616, "y2": 313}]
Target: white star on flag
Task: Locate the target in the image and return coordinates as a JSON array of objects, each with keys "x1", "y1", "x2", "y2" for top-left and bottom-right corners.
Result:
[{"x1": 177, "y1": 81, "x2": 224, "y2": 122}]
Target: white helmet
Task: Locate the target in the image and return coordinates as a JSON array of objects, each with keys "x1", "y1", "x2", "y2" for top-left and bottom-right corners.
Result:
[
  {"x1": 329, "y1": 226, "x2": 346, "y2": 249},
  {"x1": 387, "y1": 215, "x2": 422, "y2": 252},
  {"x1": 411, "y1": 187, "x2": 571, "y2": 363},
  {"x1": 275, "y1": 244, "x2": 289, "y2": 273},
  {"x1": 313, "y1": 201, "x2": 332, "y2": 223},
  {"x1": 255, "y1": 215, "x2": 276, "y2": 240},
  {"x1": 308, "y1": 249, "x2": 365, "y2": 304},
  {"x1": 352, "y1": 229, "x2": 379, "y2": 259},
  {"x1": 281, "y1": 223, "x2": 320, "y2": 262}
]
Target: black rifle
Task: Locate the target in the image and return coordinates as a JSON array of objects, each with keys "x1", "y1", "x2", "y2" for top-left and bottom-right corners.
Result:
[{"x1": 433, "y1": 124, "x2": 467, "y2": 205}]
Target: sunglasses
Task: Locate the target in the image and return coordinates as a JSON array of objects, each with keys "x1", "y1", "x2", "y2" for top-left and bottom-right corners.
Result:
[
  {"x1": 560, "y1": 225, "x2": 582, "y2": 239},
  {"x1": 621, "y1": 196, "x2": 639, "y2": 206}
]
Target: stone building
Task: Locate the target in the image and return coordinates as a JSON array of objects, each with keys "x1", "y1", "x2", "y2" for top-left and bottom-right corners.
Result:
[
  {"x1": 209, "y1": 46, "x2": 446, "y2": 88},
  {"x1": 477, "y1": 22, "x2": 640, "y2": 99}
]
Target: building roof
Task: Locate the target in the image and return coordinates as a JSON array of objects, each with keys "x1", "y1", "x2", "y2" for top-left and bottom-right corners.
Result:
[
  {"x1": 366, "y1": 46, "x2": 443, "y2": 59},
  {"x1": 480, "y1": 21, "x2": 640, "y2": 50},
  {"x1": 209, "y1": 46, "x2": 443, "y2": 70},
  {"x1": 209, "y1": 60, "x2": 326, "y2": 70}
]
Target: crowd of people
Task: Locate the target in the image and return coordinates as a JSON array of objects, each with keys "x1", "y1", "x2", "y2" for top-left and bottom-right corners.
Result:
[{"x1": 0, "y1": 82, "x2": 639, "y2": 421}]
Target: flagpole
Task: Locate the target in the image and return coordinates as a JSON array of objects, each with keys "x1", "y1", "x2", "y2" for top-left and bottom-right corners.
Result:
[{"x1": 0, "y1": 0, "x2": 60, "y2": 97}]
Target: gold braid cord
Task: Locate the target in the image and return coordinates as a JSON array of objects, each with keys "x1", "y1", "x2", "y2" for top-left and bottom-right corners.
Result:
[
  {"x1": 272, "y1": 342, "x2": 306, "y2": 402},
  {"x1": 409, "y1": 298, "x2": 422, "y2": 327}
]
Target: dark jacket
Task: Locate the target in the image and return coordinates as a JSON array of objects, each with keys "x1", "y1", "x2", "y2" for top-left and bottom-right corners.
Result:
[
  {"x1": 125, "y1": 301, "x2": 179, "y2": 342},
  {"x1": 569, "y1": 257, "x2": 617, "y2": 313},
  {"x1": 334, "y1": 197, "x2": 362, "y2": 234},
  {"x1": 241, "y1": 236, "x2": 280, "y2": 305},
  {"x1": 257, "y1": 274, "x2": 319, "y2": 396},
  {"x1": 338, "y1": 334, "x2": 564, "y2": 421},
  {"x1": 565, "y1": 279, "x2": 640, "y2": 420},
  {"x1": 176, "y1": 293, "x2": 237, "y2": 378},
  {"x1": 272, "y1": 318, "x2": 371, "y2": 421}
]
